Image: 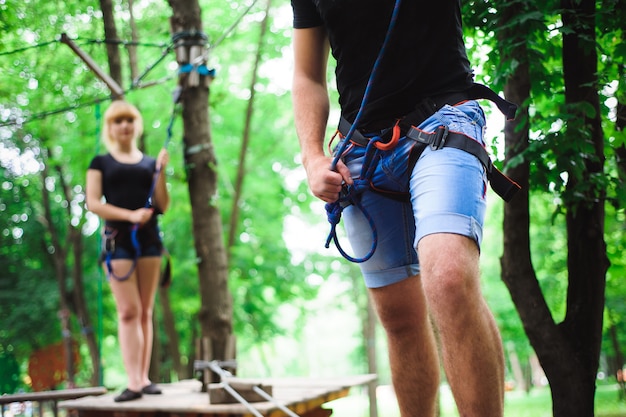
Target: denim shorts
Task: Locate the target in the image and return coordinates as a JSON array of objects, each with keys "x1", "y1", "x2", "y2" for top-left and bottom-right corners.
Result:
[
  {"x1": 102, "y1": 244, "x2": 163, "y2": 261},
  {"x1": 340, "y1": 100, "x2": 488, "y2": 288}
]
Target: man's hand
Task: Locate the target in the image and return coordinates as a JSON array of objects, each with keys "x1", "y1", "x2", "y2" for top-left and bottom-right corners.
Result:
[{"x1": 304, "y1": 154, "x2": 353, "y2": 203}]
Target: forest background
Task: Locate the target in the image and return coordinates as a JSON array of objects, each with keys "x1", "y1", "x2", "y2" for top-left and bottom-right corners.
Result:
[{"x1": 0, "y1": 0, "x2": 625, "y2": 416}]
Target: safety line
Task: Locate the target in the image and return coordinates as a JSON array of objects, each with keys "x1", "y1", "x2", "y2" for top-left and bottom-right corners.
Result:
[
  {"x1": 323, "y1": 0, "x2": 402, "y2": 263},
  {"x1": 209, "y1": 0, "x2": 261, "y2": 50}
]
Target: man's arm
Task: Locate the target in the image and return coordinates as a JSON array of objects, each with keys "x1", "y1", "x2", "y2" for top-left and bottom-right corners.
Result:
[{"x1": 292, "y1": 26, "x2": 352, "y2": 203}]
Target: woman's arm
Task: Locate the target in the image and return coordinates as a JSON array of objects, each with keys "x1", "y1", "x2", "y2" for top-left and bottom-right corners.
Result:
[
  {"x1": 85, "y1": 169, "x2": 154, "y2": 225},
  {"x1": 152, "y1": 149, "x2": 170, "y2": 214}
]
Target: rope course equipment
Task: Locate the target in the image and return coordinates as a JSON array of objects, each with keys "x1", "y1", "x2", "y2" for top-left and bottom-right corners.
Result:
[
  {"x1": 0, "y1": 0, "x2": 261, "y2": 128},
  {"x1": 194, "y1": 360, "x2": 301, "y2": 417}
]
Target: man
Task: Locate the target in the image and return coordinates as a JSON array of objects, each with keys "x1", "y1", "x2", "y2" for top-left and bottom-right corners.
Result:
[{"x1": 291, "y1": 1, "x2": 510, "y2": 416}]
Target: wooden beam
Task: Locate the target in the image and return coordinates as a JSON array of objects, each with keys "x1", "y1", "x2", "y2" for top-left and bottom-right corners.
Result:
[
  {"x1": 0, "y1": 387, "x2": 107, "y2": 405},
  {"x1": 59, "y1": 33, "x2": 124, "y2": 99}
]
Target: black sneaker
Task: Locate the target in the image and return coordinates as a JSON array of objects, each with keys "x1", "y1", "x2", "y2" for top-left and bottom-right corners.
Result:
[
  {"x1": 142, "y1": 383, "x2": 162, "y2": 395},
  {"x1": 114, "y1": 389, "x2": 142, "y2": 402}
]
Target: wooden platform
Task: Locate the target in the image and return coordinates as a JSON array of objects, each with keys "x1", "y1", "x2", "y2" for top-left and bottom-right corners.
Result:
[{"x1": 58, "y1": 375, "x2": 376, "y2": 417}]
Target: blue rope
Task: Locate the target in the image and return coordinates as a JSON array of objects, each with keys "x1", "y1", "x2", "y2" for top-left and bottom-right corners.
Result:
[
  {"x1": 329, "y1": 0, "x2": 402, "y2": 171},
  {"x1": 325, "y1": 0, "x2": 402, "y2": 263}
]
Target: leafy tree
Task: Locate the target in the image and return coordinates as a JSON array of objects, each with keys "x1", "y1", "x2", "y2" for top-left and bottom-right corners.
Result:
[{"x1": 464, "y1": 1, "x2": 624, "y2": 415}]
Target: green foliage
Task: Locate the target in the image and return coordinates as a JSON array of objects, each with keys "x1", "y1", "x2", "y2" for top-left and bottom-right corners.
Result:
[
  {"x1": 0, "y1": 170, "x2": 61, "y2": 363},
  {"x1": 464, "y1": 0, "x2": 626, "y2": 398},
  {"x1": 0, "y1": 349, "x2": 21, "y2": 394}
]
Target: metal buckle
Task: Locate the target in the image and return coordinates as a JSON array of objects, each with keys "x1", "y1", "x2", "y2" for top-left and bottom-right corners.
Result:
[
  {"x1": 430, "y1": 125, "x2": 449, "y2": 150},
  {"x1": 407, "y1": 125, "x2": 449, "y2": 150},
  {"x1": 104, "y1": 228, "x2": 117, "y2": 253}
]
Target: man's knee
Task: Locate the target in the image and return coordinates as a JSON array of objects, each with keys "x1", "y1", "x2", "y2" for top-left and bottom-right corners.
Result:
[
  {"x1": 371, "y1": 277, "x2": 429, "y2": 335},
  {"x1": 419, "y1": 235, "x2": 480, "y2": 301}
]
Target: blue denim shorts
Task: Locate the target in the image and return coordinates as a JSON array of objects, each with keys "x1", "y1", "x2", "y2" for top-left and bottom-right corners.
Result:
[
  {"x1": 339, "y1": 100, "x2": 488, "y2": 288},
  {"x1": 107, "y1": 244, "x2": 163, "y2": 260}
]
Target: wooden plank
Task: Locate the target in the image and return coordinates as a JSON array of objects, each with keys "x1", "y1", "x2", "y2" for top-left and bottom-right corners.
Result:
[
  {"x1": 208, "y1": 383, "x2": 273, "y2": 404},
  {"x1": 0, "y1": 387, "x2": 108, "y2": 405},
  {"x1": 58, "y1": 375, "x2": 376, "y2": 417}
]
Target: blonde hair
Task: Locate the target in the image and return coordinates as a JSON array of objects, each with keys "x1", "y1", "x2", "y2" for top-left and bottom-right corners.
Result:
[{"x1": 101, "y1": 100, "x2": 144, "y2": 152}]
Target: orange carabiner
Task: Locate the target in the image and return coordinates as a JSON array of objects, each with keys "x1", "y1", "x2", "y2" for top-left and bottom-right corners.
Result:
[{"x1": 374, "y1": 122, "x2": 401, "y2": 151}]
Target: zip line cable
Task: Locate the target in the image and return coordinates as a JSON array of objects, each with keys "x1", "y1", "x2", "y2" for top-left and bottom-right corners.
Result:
[
  {"x1": 0, "y1": 39, "x2": 59, "y2": 56},
  {"x1": 0, "y1": 41, "x2": 176, "y2": 128},
  {"x1": 209, "y1": 0, "x2": 261, "y2": 50},
  {"x1": 0, "y1": 36, "x2": 169, "y2": 57}
]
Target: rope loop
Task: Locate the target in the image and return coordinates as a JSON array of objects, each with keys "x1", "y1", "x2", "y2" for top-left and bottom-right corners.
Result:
[{"x1": 324, "y1": 184, "x2": 378, "y2": 263}]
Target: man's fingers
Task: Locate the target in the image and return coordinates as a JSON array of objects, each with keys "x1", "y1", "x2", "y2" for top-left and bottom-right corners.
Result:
[{"x1": 334, "y1": 159, "x2": 353, "y2": 185}]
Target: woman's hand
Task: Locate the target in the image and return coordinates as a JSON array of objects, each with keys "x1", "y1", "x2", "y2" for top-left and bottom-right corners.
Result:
[{"x1": 129, "y1": 207, "x2": 154, "y2": 225}]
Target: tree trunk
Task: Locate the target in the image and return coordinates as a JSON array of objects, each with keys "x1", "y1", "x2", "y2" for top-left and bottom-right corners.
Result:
[
  {"x1": 99, "y1": 0, "x2": 123, "y2": 96},
  {"x1": 126, "y1": 0, "x2": 140, "y2": 83},
  {"x1": 498, "y1": 0, "x2": 550, "y2": 379},
  {"x1": 168, "y1": 0, "x2": 233, "y2": 381},
  {"x1": 505, "y1": 342, "x2": 527, "y2": 392},
  {"x1": 556, "y1": 1, "x2": 608, "y2": 415},
  {"x1": 39, "y1": 153, "x2": 75, "y2": 388},
  {"x1": 497, "y1": 0, "x2": 558, "y2": 399},
  {"x1": 149, "y1": 315, "x2": 161, "y2": 382},
  {"x1": 56, "y1": 164, "x2": 101, "y2": 387},
  {"x1": 365, "y1": 294, "x2": 378, "y2": 417},
  {"x1": 499, "y1": 0, "x2": 608, "y2": 415},
  {"x1": 227, "y1": 0, "x2": 271, "y2": 256},
  {"x1": 159, "y1": 286, "x2": 188, "y2": 379},
  {"x1": 349, "y1": 272, "x2": 379, "y2": 417}
]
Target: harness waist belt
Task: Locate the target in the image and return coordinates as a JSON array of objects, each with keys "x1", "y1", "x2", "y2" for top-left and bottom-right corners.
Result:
[
  {"x1": 337, "y1": 83, "x2": 521, "y2": 202},
  {"x1": 340, "y1": 83, "x2": 518, "y2": 146},
  {"x1": 405, "y1": 126, "x2": 521, "y2": 202},
  {"x1": 337, "y1": 120, "x2": 521, "y2": 202}
]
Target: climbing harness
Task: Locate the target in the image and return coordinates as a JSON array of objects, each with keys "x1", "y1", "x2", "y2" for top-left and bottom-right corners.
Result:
[
  {"x1": 323, "y1": 0, "x2": 520, "y2": 263},
  {"x1": 338, "y1": 83, "x2": 520, "y2": 202}
]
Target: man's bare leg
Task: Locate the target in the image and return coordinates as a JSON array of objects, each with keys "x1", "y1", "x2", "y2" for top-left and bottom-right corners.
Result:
[
  {"x1": 419, "y1": 233, "x2": 505, "y2": 417},
  {"x1": 369, "y1": 276, "x2": 440, "y2": 417}
]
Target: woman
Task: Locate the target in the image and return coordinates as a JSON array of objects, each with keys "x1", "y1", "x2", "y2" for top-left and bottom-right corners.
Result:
[{"x1": 86, "y1": 100, "x2": 170, "y2": 402}]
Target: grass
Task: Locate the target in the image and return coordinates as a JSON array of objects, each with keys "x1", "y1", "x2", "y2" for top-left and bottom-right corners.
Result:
[{"x1": 325, "y1": 383, "x2": 626, "y2": 417}]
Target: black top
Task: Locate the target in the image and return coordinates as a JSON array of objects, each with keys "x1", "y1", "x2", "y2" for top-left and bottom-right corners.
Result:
[
  {"x1": 88, "y1": 153, "x2": 160, "y2": 233},
  {"x1": 291, "y1": 0, "x2": 474, "y2": 131}
]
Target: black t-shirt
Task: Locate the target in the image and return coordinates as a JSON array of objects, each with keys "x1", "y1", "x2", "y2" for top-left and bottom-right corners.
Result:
[
  {"x1": 291, "y1": 0, "x2": 474, "y2": 131},
  {"x1": 88, "y1": 153, "x2": 161, "y2": 248}
]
